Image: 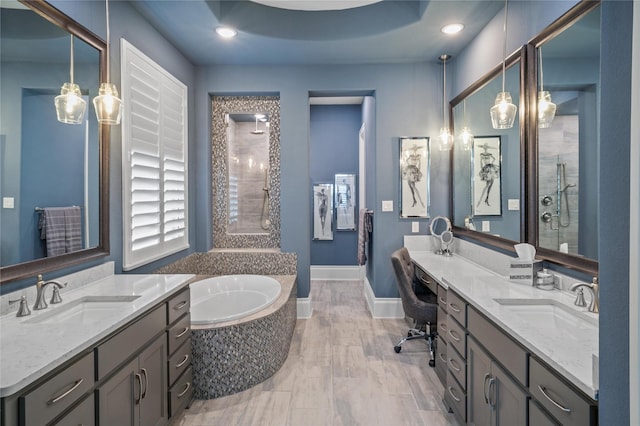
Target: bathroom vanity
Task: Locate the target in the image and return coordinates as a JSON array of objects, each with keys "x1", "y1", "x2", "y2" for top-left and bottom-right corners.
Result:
[
  {"x1": 0, "y1": 273, "x2": 194, "y2": 426},
  {"x1": 410, "y1": 248, "x2": 598, "y2": 425}
]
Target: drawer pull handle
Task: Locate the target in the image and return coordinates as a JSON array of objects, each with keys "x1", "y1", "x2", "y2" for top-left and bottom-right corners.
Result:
[
  {"x1": 174, "y1": 301, "x2": 188, "y2": 310},
  {"x1": 178, "y1": 382, "x2": 191, "y2": 398},
  {"x1": 175, "y1": 327, "x2": 189, "y2": 338},
  {"x1": 483, "y1": 373, "x2": 491, "y2": 404},
  {"x1": 176, "y1": 354, "x2": 190, "y2": 368},
  {"x1": 448, "y1": 358, "x2": 461, "y2": 372},
  {"x1": 439, "y1": 297, "x2": 446, "y2": 305},
  {"x1": 135, "y1": 373, "x2": 143, "y2": 404},
  {"x1": 449, "y1": 303, "x2": 462, "y2": 313},
  {"x1": 47, "y1": 378, "x2": 84, "y2": 405},
  {"x1": 447, "y1": 386, "x2": 461, "y2": 402},
  {"x1": 141, "y1": 368, "x2": 148, "y2": 399},
  {"x1": 438, "y1": 353, "x2": 447, "y2": 363},
  {"x1": 448, "y1": 329, "x2": 461, "y2": 342},
  {"x1": 537, "y1": 385, "x2": 572, "y2": 413}
]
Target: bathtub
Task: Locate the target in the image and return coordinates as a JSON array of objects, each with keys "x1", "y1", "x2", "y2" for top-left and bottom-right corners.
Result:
[
  {"x1": 190, "y1": 275, "x2": 281, "y2": 325},
  {"x1": 189, "y1": 274, "x2": 297, "y2": 399}
]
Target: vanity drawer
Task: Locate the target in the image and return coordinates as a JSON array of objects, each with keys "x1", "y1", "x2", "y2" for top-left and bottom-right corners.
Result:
[
  {"x1": 168, "y1": 312, "x2": 191, "y2": 355},
  {"x1": 447, "y1": 290, "x2": 467, "y2": 327},
  {"x1": 20, "y1": 352, "x2": 94, "y2": 426},
  {"x1": 168, "y1": 287, "x2": 190, "y2": 325},
  {"x1": 468, "y1": 307, "x2": 527, "y2": 385},
  {"x1": 437, "y1": 284, "x2": 447, "y2": 310},
  {"x1": 529, "y1": 399, "x2": 560, "y2": 426},
  {"x1": 52, "y1": 393, "x2": 95, "y2": 426},
  {"x1": 445, "y1": 369, "x2": 466, "y2": 423},
  {"x1": 169, "y1": 338, "x2": 192, "y2": 386},
  {"x1": 96, "y1": 304, "x2": 166, "y2": 379},
  {"x1": 437, "y1": 306, "x2": 448, "y2": 342},
  {"x1": 414, "y1": 266, "x2": 438, "y2": 294},
  {"x1": 446, "y1": 314, "x2": 466, "y2": 359},
  {"x1": 169, "y1": 366, "x2": 193, "y2": 418},
  {"x1": 447, "y1": 344, "x2": 466, "y2": 390},
  {"x1": 529, "y1": 357, "x2": 597, "y2": 426},
  {"x1": 435, "y1": 339, "x2": 447, "y2": 385}
]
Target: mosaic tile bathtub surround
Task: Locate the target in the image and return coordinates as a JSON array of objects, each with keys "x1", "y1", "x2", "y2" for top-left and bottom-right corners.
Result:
[
  {"x1": 155, "y1": 251, "x2": 297, "y2": 276},
  {"x1": 191, "y1": 276, "x2": 297, "y2": 399}
]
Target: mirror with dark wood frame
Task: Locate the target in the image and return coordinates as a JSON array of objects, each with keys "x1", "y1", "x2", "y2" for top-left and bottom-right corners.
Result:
[
  {"x1": 450, "y1": 47, "x2": 526, "y2": 253},
  {"x1": 0, "y1": 0, "x2": 109, "y2": 284},
  {"x1": 526, "y1": 1, "x2": 600, "y2": 275}
]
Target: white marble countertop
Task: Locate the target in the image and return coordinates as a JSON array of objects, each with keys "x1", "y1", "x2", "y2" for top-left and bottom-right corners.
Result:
[
  {"x1": 0, "y1": 273, "x2": 194, "y2": 397},
  {"x1": 410, "y1": 250, "x2": 599, "y2": 400}
]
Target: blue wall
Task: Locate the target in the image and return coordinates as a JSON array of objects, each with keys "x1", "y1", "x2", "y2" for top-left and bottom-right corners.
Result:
[{"x1": 310, "y1": 104, "x2": 360, "y2": 265}]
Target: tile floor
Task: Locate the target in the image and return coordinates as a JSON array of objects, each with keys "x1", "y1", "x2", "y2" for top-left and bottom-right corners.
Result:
[{"x1": 176, "y1": 280, "x2": 460, "y2": 426}]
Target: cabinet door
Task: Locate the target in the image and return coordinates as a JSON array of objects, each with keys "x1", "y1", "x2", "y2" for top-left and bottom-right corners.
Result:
[
  {"x1": 139, "y1": 335, "x2": 168, "y2": 426},
  {"x1": 467, "y1": 338, "x2": 492, "y2": 426},
  {"x1": 492, "y1": 361, "x2": 527, "y2": 426},
  {"x1": 98, "y1": 358, "x2": 139, "y2": 426}
]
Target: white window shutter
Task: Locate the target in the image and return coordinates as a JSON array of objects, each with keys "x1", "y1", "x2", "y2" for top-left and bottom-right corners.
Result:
[{"x1": 121, "y1": 39, "x2": 188, "y2": 270}]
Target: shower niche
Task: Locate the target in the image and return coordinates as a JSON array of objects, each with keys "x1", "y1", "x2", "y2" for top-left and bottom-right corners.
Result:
[{"x1": 212, "y1": 96, "x2": 281, "y2": 249}]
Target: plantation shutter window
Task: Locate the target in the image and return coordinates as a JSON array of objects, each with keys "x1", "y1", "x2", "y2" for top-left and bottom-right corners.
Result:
[{"x1": 121, "y1": 39, "x2": 188, "y2": 270}]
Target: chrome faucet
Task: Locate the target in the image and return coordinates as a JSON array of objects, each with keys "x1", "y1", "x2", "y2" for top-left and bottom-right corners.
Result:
[
  {"x1": 569, "y1": 277, "x2": 599, "y2": 313},
  {"x1": 33, "y1": 274, "x2": 67, "y2": 310}
]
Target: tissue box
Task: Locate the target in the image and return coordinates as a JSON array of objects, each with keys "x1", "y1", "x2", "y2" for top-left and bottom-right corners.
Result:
[{"x1": 509, "y1": 259, "x2": 542, "y2": 285}]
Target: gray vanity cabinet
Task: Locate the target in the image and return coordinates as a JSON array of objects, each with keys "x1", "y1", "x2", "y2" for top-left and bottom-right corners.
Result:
[
  {"x1": 467, "y1": 337, "x2": 527, "y2": 426},
  {"x1": 442, "y1": 290, "x2": 468, "y2": 424},
  {"x1": 97, "y1": 334, "x2": 168, "y2": 426}
]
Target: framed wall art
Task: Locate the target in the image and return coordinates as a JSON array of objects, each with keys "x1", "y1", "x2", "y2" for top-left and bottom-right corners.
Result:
[
  {"x1": 400, "y1": 137, "x2": 430, "y2": 218},
  {"x1": 313, "y1": 183, "x2": 333, "y2": 240},
  {"x1": 472, "y1": 136, "x2": 502, "y2": 216},
  {"x1": 335, "y1": 173, "x2": 356, "y2": 231}
]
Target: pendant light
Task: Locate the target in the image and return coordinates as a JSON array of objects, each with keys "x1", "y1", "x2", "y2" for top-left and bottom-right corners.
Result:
[
  {"x1": 55, "y1": 35, "x2": 87, "y2": 124},
  {"x1": 537, "y1": 47, "x2": 557, "y2": 128},
  {"x1": 490, "y1": 0, "x2": 517, "y2": 130},
  {"x1": 459, "y1": 100, "x2": 474, "y2": 151},
  {"x1": 93, "y1": 0, "x2": 122, "y2": 125},
  {"x1": 438, "y1": 54, "x2": 454, "y2": 151}
]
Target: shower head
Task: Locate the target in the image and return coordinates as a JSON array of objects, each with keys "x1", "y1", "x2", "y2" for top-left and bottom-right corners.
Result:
[{"x1": 250, "y1": 116, "x2": 265, "y2": 135}]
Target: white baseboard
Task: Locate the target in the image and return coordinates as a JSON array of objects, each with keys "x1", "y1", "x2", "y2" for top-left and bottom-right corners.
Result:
[
  {"x1": 310, "y1": 265, "x2": 361, "y2": 281},
  {"x1": 363, "y1": 276, "x2": 404, "y2": 319},
  {"x1": 297, "y1": 298, "x2": 313, "y2": 319}
]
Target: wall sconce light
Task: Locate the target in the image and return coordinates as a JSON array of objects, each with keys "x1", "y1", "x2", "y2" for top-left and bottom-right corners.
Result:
[
  {"x1": 490, "y1": 0, "x2": 517, "y2": 130},
  {"x1": 55, "y1": 35, "x2": 87, "y2": 125},
  {"x1": 459, "y1": 100, "x2": 474, "y2": 151},
  {"x1": 537, "y1": 47, "x2": 556, "y2": 128},
  {"x1": 438, "y1": 54, "x2": 454, "y2": 151},
  {"x1": 93, "y1": 0, "x2": 122, "y2": 125}
]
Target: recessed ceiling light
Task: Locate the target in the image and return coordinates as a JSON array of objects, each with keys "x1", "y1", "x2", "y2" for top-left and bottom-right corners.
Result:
[
  {"x1": 441, "y1": 23, "x2": 464, "y2": 35},
  {"x1": 216, "y1": 27, "x2": 237, "y2": 39}
]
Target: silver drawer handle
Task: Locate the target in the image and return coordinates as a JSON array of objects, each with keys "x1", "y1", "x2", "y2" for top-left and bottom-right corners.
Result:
[
  {"x1": 537, "y1": 385, "x2": 572, "y2": 413},
  {"x1": 438, "y1": 353, "x2": 447, "y2": 363},
  {"x1": 135, "y1": 373, "x2": 142, "y2": 404},
  {"x1": 448, "y1": 329, "x2": 461, "y2": 342},
  {"x1": 174, "y1": 301, "x2": 188, "y2": 310},
  {"x1": 449, "y1": 303, "x2": 461, "y2": 313},
  {"x1": 439, "y1": 297, "x2": 446, "y2": 305},
  {"x1": 47, "y1": 378, "x2": 84, "y2": 405},
  {"x1": 175, "y1": 327, "x2": 189, "y2": 338},
  {"x1": 176, "y1": 354, "x2": 190, "y2": 368},
  {"x1": 439, "y1": 322, "x2": 447, "y2": 331},
  {"x1": 178, "y1": 382, "x2": 191, "y2": 398},
  {"x1": 141, "y1": 368, "x2": 148, "y2": 399},
  {"x1": 448, "y1": 358, "x2": 461, "y2": 372},
  {"x1": 447, "y1": 386, "x2": 461, "y2": 402}
]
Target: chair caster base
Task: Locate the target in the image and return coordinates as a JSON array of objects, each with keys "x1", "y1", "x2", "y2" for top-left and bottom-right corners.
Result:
[
  {"x1": 428, "y1": 359, "x2": 435, "y2": 367},
  {"x1": 394, "y1": 345, "x2": 402, "y2": 353}
]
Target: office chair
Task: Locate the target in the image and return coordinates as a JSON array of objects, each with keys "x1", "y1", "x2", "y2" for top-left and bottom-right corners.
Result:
[{"x1": 391, "y1": 247, "x2": 438, "y2": 367}]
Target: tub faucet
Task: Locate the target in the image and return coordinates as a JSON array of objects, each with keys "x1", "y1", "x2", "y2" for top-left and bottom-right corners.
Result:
[
  {"x1": 569, "y1": 277, "x2": 599, "y2": 313},
  {"x1": 33, "y1": 275, "x2": 67, "y2": 310}
]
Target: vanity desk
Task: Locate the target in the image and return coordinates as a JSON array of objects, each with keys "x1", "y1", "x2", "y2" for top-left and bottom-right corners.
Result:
[
  {"x1": 409, "y1": 249, "x2": 598, "y2": 426},
  {"x1": 0, "y1": 273, "x2": 195, "y2": 426}
]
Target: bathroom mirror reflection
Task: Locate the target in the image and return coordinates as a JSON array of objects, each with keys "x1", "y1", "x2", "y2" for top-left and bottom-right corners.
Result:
[
  {"x1": 212, "y1": 96, "x2": 281, "y2": 249},
  {"x1": 451, "y1": 49, "x2": 523, "y2": 248},
  {"x1": 533, "y1": 3, "x2": 600, "y2": 265}
]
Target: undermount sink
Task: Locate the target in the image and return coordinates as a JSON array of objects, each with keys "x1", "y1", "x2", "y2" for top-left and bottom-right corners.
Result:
[
  {"x1": 493, "y1": 298, "x2": 598, "y2": 328},
  {"x1": 25, "y1": 296, "x2": 141, "y2": 324}
]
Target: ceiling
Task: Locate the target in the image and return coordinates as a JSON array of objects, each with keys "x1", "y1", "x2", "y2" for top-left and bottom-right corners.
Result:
[{"x1": 130, "y1": 0, "x2": 505, "y2": 66}]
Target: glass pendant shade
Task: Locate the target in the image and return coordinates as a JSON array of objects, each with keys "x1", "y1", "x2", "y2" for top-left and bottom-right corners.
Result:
[
  {"x1": 459, "y1": 126, "x2": 474, "y2": 151},
  {"x1": 93, "y1": 82, "x2": 123, "y2": 125},
  {"x1": 55, "y1": 83, "x2": 86, "y2": 125},
  {"x1": 490, "y1": 91, "x2": 517, "y2": 129},
  {"x1": 537, "y1": 90, "x2": 556, "y2": 128},
  {"x1": 438, "y1": 127, "x2": 454, "y2": 151}
]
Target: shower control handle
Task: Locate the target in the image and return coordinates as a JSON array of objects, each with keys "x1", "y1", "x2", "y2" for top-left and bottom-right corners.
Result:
[
  {"x1": 541, "y1": 195, "x2": 553, "y2": 206},
  {"x1": 541, "y1": 212, "x2": 552, "y2": 223}
]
